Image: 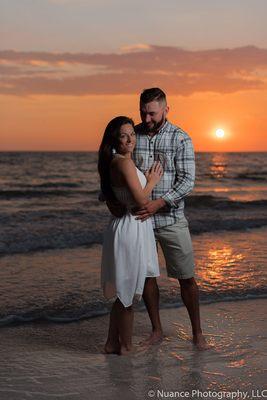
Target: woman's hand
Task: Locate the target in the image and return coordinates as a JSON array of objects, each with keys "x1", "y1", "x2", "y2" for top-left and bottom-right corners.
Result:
[{"x1": 145, "y1": 162, "x2": 163, "y2": 185}]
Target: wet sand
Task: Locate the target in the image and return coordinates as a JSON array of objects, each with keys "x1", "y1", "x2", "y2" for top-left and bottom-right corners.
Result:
[{"x1": 1, "y1": 299, "x2": 266, "y2": 400}]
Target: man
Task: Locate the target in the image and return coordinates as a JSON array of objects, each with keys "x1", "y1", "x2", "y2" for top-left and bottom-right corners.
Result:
[{"x1": 109, "y1": 87, "x2": 208, "y2": 350}]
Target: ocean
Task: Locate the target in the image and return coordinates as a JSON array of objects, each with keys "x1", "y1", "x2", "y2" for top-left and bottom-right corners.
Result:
[{"x1": 0, "y1": 151, "x2": 266, "y2": 326}]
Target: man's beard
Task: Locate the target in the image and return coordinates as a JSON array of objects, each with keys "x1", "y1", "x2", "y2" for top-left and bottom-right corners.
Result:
[{"x1": 145, "y1": 115, "x2": 166, "y2": 133}]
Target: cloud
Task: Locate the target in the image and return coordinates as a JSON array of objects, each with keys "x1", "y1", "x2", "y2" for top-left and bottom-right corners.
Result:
[
  {"x1": 0, "y1": 45, "x2": 266, "y2": 96},
  {"x1": 47, "y1": 0, "x2": 88, "y2": 4},
  {"x1": 120, "y1": 44, "x2": 153, "y2": 53}
]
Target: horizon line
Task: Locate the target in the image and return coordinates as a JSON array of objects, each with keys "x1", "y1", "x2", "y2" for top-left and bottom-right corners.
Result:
[{"x1": 1, "y1": 150, "x2": 266, "y2": 153}]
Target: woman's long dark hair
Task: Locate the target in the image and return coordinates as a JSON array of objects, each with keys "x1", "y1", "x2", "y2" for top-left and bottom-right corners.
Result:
[{"x1": 98, "y1": 116, "x2": 134, "y2": 202}]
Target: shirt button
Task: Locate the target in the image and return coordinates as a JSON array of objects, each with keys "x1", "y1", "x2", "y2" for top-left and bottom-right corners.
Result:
[{"x1": 150, "y1": 155, "x2": 153, "y2": 158}]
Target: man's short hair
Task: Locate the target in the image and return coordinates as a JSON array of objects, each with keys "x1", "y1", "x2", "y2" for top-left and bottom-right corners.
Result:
[{"x1": 140, "y1": 87, "x2": 167, "y2": 105}]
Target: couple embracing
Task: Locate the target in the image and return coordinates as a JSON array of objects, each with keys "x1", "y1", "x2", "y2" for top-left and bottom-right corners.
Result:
[{"x1": 98, "y1": 88, "x2": 208, "y2": 355}]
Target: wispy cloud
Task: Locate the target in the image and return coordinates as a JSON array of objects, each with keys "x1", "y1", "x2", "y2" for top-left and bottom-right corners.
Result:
[
  {"x1": 1, "y1": 45, "x2": 266, "y2": 96},
  {"x1": 120, "y1": 44, "x2": 153, "y2": 53},
  {"x1": 47, "y1": 0, "x2": 88, "y2": 4}
]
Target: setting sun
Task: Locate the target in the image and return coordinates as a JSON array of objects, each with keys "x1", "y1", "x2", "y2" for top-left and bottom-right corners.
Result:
[{"x1": 215, "y1": 128, "x2": 225, "y2": 138}]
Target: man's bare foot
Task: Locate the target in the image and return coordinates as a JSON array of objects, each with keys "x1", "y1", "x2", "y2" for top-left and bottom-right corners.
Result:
[
  {"x1": 104, "y1": 341, "x2": 120, "y2": 355},
  {"x1": 193, "y1": 333, "x2": 210, "y2": 350},
  {"x1": 120, "y1": 344, "x2": 133, "y2": 356},
  {"x1": 139, "y1": 330, "x2": 164, "y2": 346}
]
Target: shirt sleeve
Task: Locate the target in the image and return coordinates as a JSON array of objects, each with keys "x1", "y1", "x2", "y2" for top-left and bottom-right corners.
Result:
[{"x1": 161, "y1": 135, "x2": 195, "y2": 207}]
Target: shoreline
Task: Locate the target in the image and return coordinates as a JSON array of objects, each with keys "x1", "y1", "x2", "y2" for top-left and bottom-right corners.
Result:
[{"x1": 1, "y1": 294, "x2": 267, "y2": 328}]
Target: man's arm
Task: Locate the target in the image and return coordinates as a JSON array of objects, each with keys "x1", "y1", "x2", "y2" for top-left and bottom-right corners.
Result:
[
  {"x1": 135, "y1": 135, "x2": 195, "y2": 221},
  {"x1": 161, "y1": 135, "x2": 195, "y2": 207}
]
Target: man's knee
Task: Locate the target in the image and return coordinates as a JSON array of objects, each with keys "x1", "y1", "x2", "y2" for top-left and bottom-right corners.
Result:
[
  {"x1": 145, "y1": 277, "x2": 158, "y2": 288},
  {"x1": 178, "y1": 277, "x2": 196, "y2": 288}
]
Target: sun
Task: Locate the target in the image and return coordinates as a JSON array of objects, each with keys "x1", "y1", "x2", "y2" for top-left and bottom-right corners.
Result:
[{"x1": 215, "y1": 128, "x2": 225, "y2": 138}]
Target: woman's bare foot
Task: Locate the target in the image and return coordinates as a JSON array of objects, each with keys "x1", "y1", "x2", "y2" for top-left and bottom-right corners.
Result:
[
  {"x1": 193, "y1": 333, "x2": 210, "y2": 350},
  {"x1": 104, "y1": 341, "x2": 120, "y2": 355},
  {"x1": 139, "y1": 330, "x2": 164, "y2": 346}
]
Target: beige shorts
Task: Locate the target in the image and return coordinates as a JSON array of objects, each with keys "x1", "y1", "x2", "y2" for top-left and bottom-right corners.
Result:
[{"x1": 154, "y1": 215, "x2": 195, "y2": 279}]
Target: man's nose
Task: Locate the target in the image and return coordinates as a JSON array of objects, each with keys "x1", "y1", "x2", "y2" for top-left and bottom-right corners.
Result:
[{"x1": 145, "y1": 114, "x2": 151, "y2": 123}]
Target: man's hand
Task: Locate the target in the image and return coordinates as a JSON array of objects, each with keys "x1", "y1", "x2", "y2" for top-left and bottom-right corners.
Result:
[
  {"x1": 134, "y1": 198, "x2": 166, "y2": 222},
  {"x1": 106, "y1": 200, "x2": 127, "y2": 218}
]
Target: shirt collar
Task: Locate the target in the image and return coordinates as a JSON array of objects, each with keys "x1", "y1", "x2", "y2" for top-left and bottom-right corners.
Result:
[{"x1": 158, "y1": 119, "x2": 169, "y2": 134}]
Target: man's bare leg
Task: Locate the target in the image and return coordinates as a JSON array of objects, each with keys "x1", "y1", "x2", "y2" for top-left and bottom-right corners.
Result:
[
  {"x1": 141, "y1": 277, "x2": 163, "y2": 345},
  {"x1": 178, "y1": 277, "x2": 209, "y2": 350}
]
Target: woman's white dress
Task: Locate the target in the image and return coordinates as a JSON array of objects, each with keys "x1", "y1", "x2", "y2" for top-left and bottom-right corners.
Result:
[{"x1": 101, "y1": 167, "x2": 160, "y2": 307}]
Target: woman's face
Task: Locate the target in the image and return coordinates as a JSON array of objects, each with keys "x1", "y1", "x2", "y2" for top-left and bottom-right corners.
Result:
[{"x1": 116, "y1": 123, "x2": 136, "y2": 155}]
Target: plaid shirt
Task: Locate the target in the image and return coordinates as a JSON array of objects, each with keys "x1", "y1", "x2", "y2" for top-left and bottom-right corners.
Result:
[{"x1": 133, "y1": 120, "x2": 195, "y2": 229}]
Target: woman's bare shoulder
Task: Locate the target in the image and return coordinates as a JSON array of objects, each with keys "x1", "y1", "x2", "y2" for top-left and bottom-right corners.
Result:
[
  {"x1": 110, "y1": 157, "x2": 135, "y2": 186},
  {"x1": 110, "y1": 157, "x2": 135, "y2": 172}
]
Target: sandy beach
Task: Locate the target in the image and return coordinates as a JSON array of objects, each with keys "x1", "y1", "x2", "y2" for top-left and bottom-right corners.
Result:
[{"x1": 1, "y1": 299, "x2": 266, "y2": 400}]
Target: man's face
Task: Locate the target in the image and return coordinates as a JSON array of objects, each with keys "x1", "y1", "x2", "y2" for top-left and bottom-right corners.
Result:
[{"x1": 140, "y1": 100, "x2": 169, "y2": 133}]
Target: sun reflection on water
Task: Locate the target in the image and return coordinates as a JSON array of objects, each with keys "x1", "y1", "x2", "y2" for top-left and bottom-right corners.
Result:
[
  {"x1": 209, "y1": 153, "x2": 228, "y2": 179},
  {"x1": 198, "y1": 245, "x2": 248, "y2": 291}
]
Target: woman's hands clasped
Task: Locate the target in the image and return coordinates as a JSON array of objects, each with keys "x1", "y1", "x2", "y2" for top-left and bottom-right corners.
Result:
[{"x1": 145, "y1": 161, "x2": 163, "y2": 185}]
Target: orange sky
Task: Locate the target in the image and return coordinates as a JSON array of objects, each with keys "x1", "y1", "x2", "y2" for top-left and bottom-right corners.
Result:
[
  {"x1": 1, "y1": 88, "x2": 266, "y2": 152},
  {"x1": 0, "y1": 45, "x2": 267, "y2": 151},
  {"x1": 1, "y1": 1, "x2": 267, "y2": 152}
]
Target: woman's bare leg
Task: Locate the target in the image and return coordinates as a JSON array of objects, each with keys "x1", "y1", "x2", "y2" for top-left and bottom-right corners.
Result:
[
  {"x1": 142, "y1": 277, "x2": 163, "y2": 344},
  {"x1": 116, "y1": 299, "x2": 134, "y2": 355},
  {"x1": 104, "y1": 301, "x2": 120, "y2": 354},
  {"x1": 104, "y1": 298, "x2": 134, "y2": 355}
]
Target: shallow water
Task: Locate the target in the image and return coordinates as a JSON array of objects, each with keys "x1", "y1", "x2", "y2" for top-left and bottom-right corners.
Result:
[{"x1": 0, "y1": 227, "x2": 266, "y2": 326}]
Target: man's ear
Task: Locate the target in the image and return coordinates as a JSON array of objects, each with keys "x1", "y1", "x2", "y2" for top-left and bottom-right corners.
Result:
[{"x1": 165, "y1": 105, "x2": 170, "y2": 115}]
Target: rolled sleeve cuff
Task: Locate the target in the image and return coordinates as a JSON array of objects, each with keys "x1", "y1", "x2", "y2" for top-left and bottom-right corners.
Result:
[{"x1": 161, "y1": 192, "x2": 179, "y2": 208}]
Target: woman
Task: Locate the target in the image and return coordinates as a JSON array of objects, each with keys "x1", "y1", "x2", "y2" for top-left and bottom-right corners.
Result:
[{"x1": 98, "y1": 116, "x2": 163, "y2": 355}]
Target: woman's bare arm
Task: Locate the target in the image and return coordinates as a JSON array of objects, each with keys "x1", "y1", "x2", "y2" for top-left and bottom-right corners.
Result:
[{"x1": 115, "y1": 158, "x2": 163, "y2": 207}]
